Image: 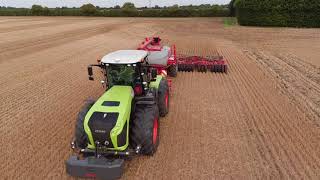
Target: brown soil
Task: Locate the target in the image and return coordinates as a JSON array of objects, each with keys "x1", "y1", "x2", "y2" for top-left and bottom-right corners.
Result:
[{"x1": 0, "y1": 17, "x2": 319, "y2": 180}]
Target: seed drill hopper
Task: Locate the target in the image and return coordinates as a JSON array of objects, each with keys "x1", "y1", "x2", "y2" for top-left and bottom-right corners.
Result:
[{"x1": 138, "y1": 37, "x2": 228, "y2": 74}]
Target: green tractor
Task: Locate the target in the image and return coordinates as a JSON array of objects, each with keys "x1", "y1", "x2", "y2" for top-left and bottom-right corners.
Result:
[{"x1": 66, "y1": 50, "x2": 170, "y2": 180}]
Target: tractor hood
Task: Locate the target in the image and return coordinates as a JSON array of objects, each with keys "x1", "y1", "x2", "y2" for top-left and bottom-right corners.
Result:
[{"x1": 84, "y1": 86, "x2": 133, "y2": 150}]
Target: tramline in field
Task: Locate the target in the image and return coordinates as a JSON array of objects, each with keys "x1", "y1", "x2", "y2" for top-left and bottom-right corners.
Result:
[{"x1": 65, "y1": 37, "x2": 228, "y2": 180}]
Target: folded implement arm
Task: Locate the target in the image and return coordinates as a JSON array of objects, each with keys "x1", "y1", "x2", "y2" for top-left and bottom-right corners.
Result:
[{"x1": 177, "y1": 55, "x2": 228, "y2": 73}]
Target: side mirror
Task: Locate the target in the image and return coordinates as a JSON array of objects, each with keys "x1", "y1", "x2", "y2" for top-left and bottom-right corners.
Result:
[
  {"x1": 88, "y1": 66, "x2": 94, "y2": 81},
  {"x1": 151, "y1": 68, "x2": 157, "y2": 79}
]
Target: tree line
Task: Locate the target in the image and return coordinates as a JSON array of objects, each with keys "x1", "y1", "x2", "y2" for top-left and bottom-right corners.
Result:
[
  {"x1": 0, "y1": 3, "x2": 231, "y2": 17},
  {"x1": 234, "y1": 0, "x2": 320, "y2": 28}
]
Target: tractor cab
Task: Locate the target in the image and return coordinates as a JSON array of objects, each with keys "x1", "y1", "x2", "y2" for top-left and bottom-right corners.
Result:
[{"x1": 88, "y1": 50, "x2": 157, "y2": 96}]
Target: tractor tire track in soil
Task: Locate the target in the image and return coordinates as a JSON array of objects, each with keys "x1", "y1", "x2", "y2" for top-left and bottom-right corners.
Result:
[
  {"x1": 0, "y1": 20, "x2": 141, "y2": 62},
  {"x1": 223, "y1": 47, "x2": 319, "y2": 178},
  {"x1": 0, "y1": 17, "x2": 319, "y2": 180},
  {"x1": 0, "y1": 20, "x2": 78, "y2": 33},
  {"x1": 244, "y1": 50, "x2": 320, "y2": 124}
]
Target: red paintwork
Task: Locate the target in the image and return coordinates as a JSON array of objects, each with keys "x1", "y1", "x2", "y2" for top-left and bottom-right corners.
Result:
[
  {"x1": 85, "y1": 173, "x2": 97, "y2": 178},
  {"x1": 177, "y1": 55, "x2": 228, "y2": 72},
  {"x1": 138, "y1": 37, "x2": 162, "y2": 51},
  {"x1": 138, "y1": 37, "x2": 177, "y2": 67},
  {"x1": 178, "y1": 55, "x2": 226, "y2": 65},
  {"x1": 165, "y1": 91, "x2": 169, "y2": 108},
  {"x1": 152, "y1": 117, "x2": 158, "y2": 145},
  {"x1": 134, "y1": 85, "x2": 143, "y2": 96}
]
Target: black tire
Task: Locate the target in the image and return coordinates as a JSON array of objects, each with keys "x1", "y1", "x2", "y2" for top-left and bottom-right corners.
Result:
[
  {"x1": 180, "y1": 64, "x2": 184, "y2": 72},
  {"x1": 179, "y1": 65, "x2": 183, "y2": 72},
  {"x1": 221, "y1": 65, "x2": 225, "y2": 73},
  {"x1": 189, "y1": 65, "x2": 193, "y2": 72},
  {"x1": 168, "y1": 65, "x2": 178, "y2": 77},
  {"x1": 74, "y1": 99, "x2": 95, "y2": 149},
  {"x1": 213, "y1": 65, "x2": 217, "y2": 73},
  {"x1": 130, "y1": 104, "x2": 160, "y2": 155},
  {"x1": 158, "y1": 79, "x2": 169, "y2": 117},
  {"x1": 210, "y1": 66, "x2": 214, "y2": 72},
  {"x1": 200, "y1": 65, "x2": 207, "y2": 73}
]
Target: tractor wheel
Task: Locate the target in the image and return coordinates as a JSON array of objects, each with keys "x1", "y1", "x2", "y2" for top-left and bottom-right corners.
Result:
[
  {"x1": 213, "y1": 65, "x2": 217, "y2": 73},
  {"x1": 189, "y1": 66, "x2": 194, "y2": 72},
  {"x1": 158, "y1": 79, "x2": 169, "y2": 117},
  {"x1": 130, "y1": 104, "x2": 160, "y2": 155},
  {"x1": 210, "y1": 66, "x2": 214, "y2": 72},
  {"x1": 218, "y1": 65, "x2": 222, "y2": 73},
  {"x1": 74, "y1": 99, "x2": 95, "y2": 149},
  {"x1": 168, "y1": 65, "x2": 178, "y2": 77},
  {"x1": 221, "y1": 65, "x2": 225, "y2": 73},
  {"x1": 201, "y1": 65, "x2": 207, "y2": 73}
]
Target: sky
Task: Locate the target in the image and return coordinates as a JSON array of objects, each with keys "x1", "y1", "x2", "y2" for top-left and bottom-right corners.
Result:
[{"x1": 0, "y1": 0, "x2": 230, "y2": 8}]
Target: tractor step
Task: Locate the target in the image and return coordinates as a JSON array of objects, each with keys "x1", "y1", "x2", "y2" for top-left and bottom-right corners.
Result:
[{"x1": 66, "y1": 156, "x2": 124, "y2": 180}]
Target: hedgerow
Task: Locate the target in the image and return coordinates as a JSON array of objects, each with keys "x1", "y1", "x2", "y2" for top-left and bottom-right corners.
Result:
[
  {"x1": 235, "y1": 0, "x2": 320, "y2": 27},
  {"x1": 0, "y1": 4, "x2": 230, "y2": 17}
]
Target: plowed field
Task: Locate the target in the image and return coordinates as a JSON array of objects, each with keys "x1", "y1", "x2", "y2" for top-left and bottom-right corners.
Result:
[{"x1": 1, "y1": 17, "x2": 319, "y2": 180}]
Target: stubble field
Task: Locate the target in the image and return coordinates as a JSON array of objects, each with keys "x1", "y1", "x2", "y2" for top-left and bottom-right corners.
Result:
[{"x1": 0, "y1": 17, "x2": 319, "y2": 180}]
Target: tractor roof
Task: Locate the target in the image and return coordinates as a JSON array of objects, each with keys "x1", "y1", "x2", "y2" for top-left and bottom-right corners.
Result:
[{"x1": 101, "y1": 50, "x2": 148, "y2": 64}]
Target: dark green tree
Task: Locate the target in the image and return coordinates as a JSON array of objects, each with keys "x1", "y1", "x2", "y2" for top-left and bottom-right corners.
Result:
[
  {"x1": 122, "y1": 2, "x2": 136, "y2": 10},
  {"x1": 31, "y1": 5, "x2": 43, "y2": 15},
  {"x1": 80, "y1": 3, "x2": 97, "y2": 16},
  {"x1": 43, "y1": 7, "x2": 49, "y2": 15},
  {"x1": 229, "y1": 0, "x2": 236, "y2": 16},
  {"x1": 121, "y1": 2, "x2": 137, "y2": 17},
  {"x1": 171, "y1": 4, "x2": 179, "y2": 9}
]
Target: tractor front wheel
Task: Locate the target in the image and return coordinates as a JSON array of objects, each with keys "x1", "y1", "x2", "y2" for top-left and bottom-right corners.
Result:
[
  {"x1": 130, "y1": 104, "x2": 160, "y2": 155},
  {"x1": 74, "y1": 99, "x2": 95, "y2": 149},
  {"x1": 158, "y1": 79, "x2": 169, "y2": 117}
]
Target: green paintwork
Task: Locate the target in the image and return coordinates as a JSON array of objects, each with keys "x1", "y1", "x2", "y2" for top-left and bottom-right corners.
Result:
[
  {"x1": 84, "y1": 86, "x2": 133, "y2": 151},
  {"x1": 150, "y1": 75, "x2": 163, "y2": 89}
]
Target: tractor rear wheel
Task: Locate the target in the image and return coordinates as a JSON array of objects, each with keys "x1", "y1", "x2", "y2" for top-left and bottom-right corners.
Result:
[
  {"x1": 74, "y1": 99, "x2": 95, "y2": 149},
  {"x1": 158, "y1": 79, "x2": 169, "y2": 117},
  {"x1": 168, "y1": 65, "x2": 178, "y2": 77},
  {"x1": 130, "y1": 104, "x2": 160, "y2": 155}
]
